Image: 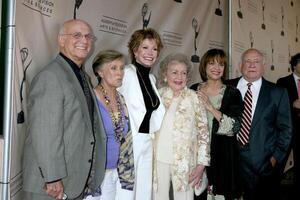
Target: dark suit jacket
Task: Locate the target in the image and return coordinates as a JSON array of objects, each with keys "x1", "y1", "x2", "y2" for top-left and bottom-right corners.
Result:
[
  {"x1": 277, "y1": 74, "x2": 300, "y2": 148},
  {"x1": 23, "y1": 55, "x2": 106, "y2": 198},
  {"x1": 225, "y1": 77, "x2": 292, "y2": 175}
]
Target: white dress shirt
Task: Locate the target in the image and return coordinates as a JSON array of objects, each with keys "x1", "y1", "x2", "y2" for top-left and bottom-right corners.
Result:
[{"x1": 237, "y1": 77, "x2": 262, "y2": 120}]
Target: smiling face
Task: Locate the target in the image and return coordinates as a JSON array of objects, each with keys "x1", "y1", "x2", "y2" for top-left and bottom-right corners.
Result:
[
  {"x1": 58, "y1": 20, "x2": 93, "y2": 66},
  {"x1": 98, "y1": 58, "x2": 125, "y2": 90},
  {"x1": 206, "y1": 59, "x2": 225, "y2": 81},
  {"x1": 240, "y1": 49, "x2": 265, "y2": 82},
  {"x1": 165, "y1": 61, "x2": 188, "y2": 96},
  {"x1": 134, "y1": 38, "x2": 158, "y2": 68}
]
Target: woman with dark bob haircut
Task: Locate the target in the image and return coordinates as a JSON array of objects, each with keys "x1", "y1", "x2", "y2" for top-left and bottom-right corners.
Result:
[{"x1": 191, "y1": 48, "x2": 243, "y2": 200}]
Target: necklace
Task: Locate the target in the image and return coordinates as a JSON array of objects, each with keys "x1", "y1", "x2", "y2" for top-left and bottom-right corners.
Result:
[
  {"x1": 98, "y1": 84, "x2": 124, "y2": 143},
  {"x1": 136, "y1": 68, "x2": 158, "y2": 107}
]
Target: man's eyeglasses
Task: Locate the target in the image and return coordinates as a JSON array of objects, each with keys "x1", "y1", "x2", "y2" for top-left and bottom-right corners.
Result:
[
  {"x1": 61, "y1": 32, "x2": 96, "y2": 41},
  {"x1": 243, "y1": 60, "x2": 263, "y2": 66}
]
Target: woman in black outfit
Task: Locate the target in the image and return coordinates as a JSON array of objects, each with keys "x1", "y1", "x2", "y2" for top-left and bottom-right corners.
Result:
[{"x1": 191, "y1": 49, "x2": 243, "y2": 200}]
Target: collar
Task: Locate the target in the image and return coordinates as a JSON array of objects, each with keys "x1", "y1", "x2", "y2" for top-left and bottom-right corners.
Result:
[
  {"x1": 59, "y1": 52, "x2": 81, "y2": 73},
  {"x1": 239, "y1": 77, "x2": 262, "y2": 89},
  {"x1": 134, "y1": 61, "x2": 151, "y2": 76},
  {"x1": 293, "y1": 72, "x2": 300, "y2": 81}
]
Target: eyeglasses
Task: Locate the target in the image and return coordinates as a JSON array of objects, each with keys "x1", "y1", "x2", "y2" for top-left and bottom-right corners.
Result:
[
  {"x1": 61, "y1": 32, "x2": 96, "y2": 41},
  {"x1": 243, "y1": 60, "x2": 263, "y2": 66}
]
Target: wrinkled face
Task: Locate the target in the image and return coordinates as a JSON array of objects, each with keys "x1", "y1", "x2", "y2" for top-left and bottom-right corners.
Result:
[
  {"x1": 134, "y1": 38, "x2": 158, "y2": 68},
  {"x1": 59, "y1": 21, "x2": 93, "y2": 66},
  {"x1": 165, "y1": 61, "x2": 188, "y2": 96},
  {"x1": 294, "y1": 61, "x2": 300, "y2": 77},
  {"x1": 240, "y1": 50, "x2": 265, "y2": 82},
  {"x1": 206, "y1": 59, "x2": 224, "y2": 81},
  {"x1": 98, "y1": 59, "x2": 125, "y2": 89}
]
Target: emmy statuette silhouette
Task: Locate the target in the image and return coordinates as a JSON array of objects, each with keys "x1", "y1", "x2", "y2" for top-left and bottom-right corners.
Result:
[
  {"x1": 270, "y1": 40, "x2": 275, "y2": 71},
  {"x1": 281, "y1": 6, "x2": 285, "y2": 36},
  {"x1": 249, "y1": 31, "x2": 254, "y2": 48},
  {"x1": 18, "y1": 48, "x2": 32, "y2": 124},
  {"x1": 215, "y1": 0, "x2": 222, "y2": 16},
  {"x1": 191, "y1": 18, "x2": 200, "y2": 63},
  {"x1": 73, "y1": 0, "x2": 83, "y2": 19},
  {"x1": 261, "y1": 0, "x2": 266, "y2": 30},
  {"x1": 237, "y1": 0, "x2": 243, "y2": 19},
  {"x1": 142, "y1": 3, "x2": 151, "y2": 29}
]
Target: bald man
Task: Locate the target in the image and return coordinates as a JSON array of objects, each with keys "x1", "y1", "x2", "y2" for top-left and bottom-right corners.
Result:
[
  {"x1": 22, "y1": 19, "x2": 106, "y2": 200},
  {"x1": 226, "y1": 48, "x2": 292, "y2": 200}
]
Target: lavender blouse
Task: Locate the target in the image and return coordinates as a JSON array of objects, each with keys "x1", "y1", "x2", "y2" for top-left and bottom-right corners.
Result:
[{"x1": 96, "y1": 98, "x2": 129, "y2": 169}]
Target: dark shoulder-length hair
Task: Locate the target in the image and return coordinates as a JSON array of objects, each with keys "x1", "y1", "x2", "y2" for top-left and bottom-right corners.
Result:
[{"x1": 199, "y1": 48, "x2": 227, "y2": 82}]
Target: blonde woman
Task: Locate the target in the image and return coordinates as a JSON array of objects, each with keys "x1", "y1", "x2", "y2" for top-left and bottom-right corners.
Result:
[
  {"x1": 84, "y1": 50, "x2": 134, "y2": 200},
  {"x1": 153, "y1": 53, "x2": 210, "y2": 200}
]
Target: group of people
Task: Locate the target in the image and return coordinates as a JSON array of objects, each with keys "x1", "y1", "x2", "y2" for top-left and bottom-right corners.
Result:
[{"x1": 22, "y1": 18, "x2": 296, "y2": 200}]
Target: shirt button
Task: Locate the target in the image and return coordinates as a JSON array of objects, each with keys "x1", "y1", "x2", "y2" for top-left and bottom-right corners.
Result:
[{"x1": 88, "y1": 159, "x2": 92, "y2": 163}]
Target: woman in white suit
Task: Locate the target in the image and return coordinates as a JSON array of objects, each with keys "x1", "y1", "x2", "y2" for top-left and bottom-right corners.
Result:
[
  {"x1": 153, "y1": 53, "x2": 210, "y2": 200},
  {"x1": 118, "y1": 28, "x2": 165, "y2": 200}
]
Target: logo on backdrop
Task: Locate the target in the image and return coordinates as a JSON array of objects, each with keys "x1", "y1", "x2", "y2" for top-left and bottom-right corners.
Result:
[
  {"x1": 215, "y1": 0, "x2": 222, "y2": 16},
  {"x1": 261, "y1": 0, "x2": 266, "y2": 30},
  {"x1": 22, "y1": 0, "x2": 54, "y2": 17},
  {"x1": 249, "y1": 31, "x2": 254, "y2": 48},
  {"x1": 296, "y1": 16, "x2": 298, "y2": 42},
  {"x1": 73, "y1": 0, "x2": 84, "y2": 19},
  {"x1": 141, "y1": 3, "x2": 151, "y2": 29},
  {"x1": 18, "y1": 47, "x2": 32, "y2": 124},
  {"x1": 281, "y1": 6, "x2": 285, "y2": 36},
  {"x1": 237, "y1": 0, "x2": 243, "y2": 19},
  {"x1": 270, "y1": 40, "x2": 275, "y2": 71},
  {"x1": 191, "y1": 18, "x2": 200, "y2": 63}
]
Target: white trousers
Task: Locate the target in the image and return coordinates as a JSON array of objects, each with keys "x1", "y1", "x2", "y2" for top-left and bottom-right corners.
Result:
[
  {"x1": 153, "y1": 161, "x2": 194, "y2": 200},
  {"x1": 84, "y1": 169, "x2": 134, "y2": 200},
  {"x1": 133, "y1": 133, "x2": 153, "y2": 200}
]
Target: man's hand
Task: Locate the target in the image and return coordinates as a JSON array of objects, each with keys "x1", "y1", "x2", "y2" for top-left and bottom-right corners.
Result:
[
  {"x1": 293, "y1": 99, "x2": 300, "y2": 109},
  {"x1": 270, "y1": 156, "x2": 277, "y2": 167},
  {"x1": 44, "y1": 180, "x2": 65, "y2": 200}
]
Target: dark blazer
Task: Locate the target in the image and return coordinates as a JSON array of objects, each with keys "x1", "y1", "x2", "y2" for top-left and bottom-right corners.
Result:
[
  {"x1": 277, "y1": 74, "x2": 300, "y2": 144},
  {"x1": 23, "y1": 55, "x2": 106, "y2": 199},
  {"x1": 225, "y1": 77, "x2": 292, "y2": 174}
]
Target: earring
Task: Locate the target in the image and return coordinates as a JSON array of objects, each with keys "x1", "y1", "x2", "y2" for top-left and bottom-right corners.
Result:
[{"x1": 164, "y1": 78, "x2": 167, "y2": 83}]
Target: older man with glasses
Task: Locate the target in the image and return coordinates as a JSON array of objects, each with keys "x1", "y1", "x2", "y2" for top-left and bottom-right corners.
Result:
[
  {"x1": 22, "y1": 19, "x2": 106, "y2": 200},
  {"x1": 226, "y1": 48, "x2": 292, "y2": 200}
]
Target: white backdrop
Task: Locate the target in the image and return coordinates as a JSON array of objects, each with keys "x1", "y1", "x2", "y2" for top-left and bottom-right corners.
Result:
[
  {"x1": 231, "y1": 0, "x2": 300, "y2": 81},
  {"x1": 6, "y1": 0, "x2": 228, "y2": 199}
]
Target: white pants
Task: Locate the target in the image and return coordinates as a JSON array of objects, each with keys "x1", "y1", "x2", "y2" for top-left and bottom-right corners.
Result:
[
  {"x1": 84, "y1": 169, "x2": 134, "y2": 200},
  {"x1": 153, "y1": 161, "x2": 194, "y2": 200},
  {"x1": 133, "y1": 133, "x2": 153, "y2": 200}
]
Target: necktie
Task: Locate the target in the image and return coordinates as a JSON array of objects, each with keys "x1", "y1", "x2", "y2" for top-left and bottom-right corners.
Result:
[
  {"x1": 238, "y1": 83, "x2": 252, "y2": 145},
  {"x1": 79, "y1": 69, "x2": 94, "y2": 127},
  {"x1": 298, "y1": 79, "x2": 300, "y2": 99}
]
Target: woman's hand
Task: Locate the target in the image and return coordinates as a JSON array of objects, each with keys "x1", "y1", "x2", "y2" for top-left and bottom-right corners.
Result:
[
  {"x1": 197, "y1": 90, "x2": 214, "y2": 113},
  {"x1": 188, "y1": 164, "x2": 205, "y2": 188},
  {"x1": 197, "y1": 90, "x2": 223, "y2": 122}
]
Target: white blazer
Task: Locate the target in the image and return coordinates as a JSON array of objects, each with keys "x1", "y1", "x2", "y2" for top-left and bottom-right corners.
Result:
[{"x1": 118, "y1": 64, "x2": 165, "y2": 137}]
